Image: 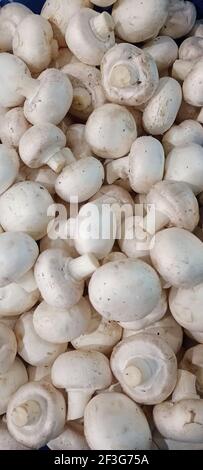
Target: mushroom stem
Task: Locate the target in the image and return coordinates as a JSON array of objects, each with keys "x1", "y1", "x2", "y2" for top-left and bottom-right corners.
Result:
[
  {"x1": 11, "y1": 400, "x2": 41, "y2": 427},
  {"x1": 142, "y1": 208, "x2": 169, "y2": 235},
  {"x1": 17, "y1": 269, "x2": 37, "y2": 293},
  {"x1": 17, "y1": 76, "x2": 39, "y2": 99},
  {"x1": 67, "y1": 390, "x2": 93, "y2": 421},
  {"x1": 172, "y1": 370, "x2": 200, "y2": 402},
  {"x1": 110, "y1": 65, "x2": 135, "y2": 88},
  {"x1": 68, "y1": 254, "x2": 99, "y2": 281},
  {"x1": 90, "y1": 12, "x2": 114, "y2": 40},
  {"x1": 72, "y1": 88, "x2": 92, "y2": 112},
  {"x1": 48, "y1": 148, "x2": 76, "y2": 173},
  {"x1": 123, "y1": 365, "x2": 143, "y2": 387},
  {"x1": 106, "y1": 157, "x2": 129, "y2": 184}
]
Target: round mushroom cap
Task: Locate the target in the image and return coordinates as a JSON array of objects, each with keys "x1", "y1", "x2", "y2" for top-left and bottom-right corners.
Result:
[
  {"x1": 33, "y1": 297, "x2": 91, "y2": 344},
  {"x1": 0, "y1": 280, "x2": 39, "y2": 317},
  {"x1": 0, "y1": 323, "x2": 17, "y2": 374},
  {"x1": 179, "y1": 37, "x2": 203, "y2": 62},
  {"x1": 89, "y1": 259, "x2": 162, "y2": 322},
  {"x1": 84, "y1": 392, "x2": 152, "y2": 450},
  {"x1": 165, "y1": 144, "x2": 203, "y2": 195},
  {"x1": 51, "y1": 350, "x2": 112, "y2": 391},
  {"x1": 0, "y1": 357, "x2": 28, "y2": 415},
  {"x1": 112, "y1": 0, "x2": 169, "y2": 43},
  {"x1": 111, "y1": 333, "x2": 177, "y2": 404},
  {"x1": 0, "y1": 182, "x2": 54, "y2": 240},
  {"x1": 151, "y1": 228, "x2": 203, "y2": 288},
  {"x1": 169, "y1": 283, "x2": 203, "y2": 331},
  {"x1": 101, "y1": 43, "x2": 159, "y2": 107},
  {"x1": 183, "y1": 61, "x2": 203, "y2": 107},
  {"x1": 0, "y1": 2, "x2": 32, "y2": 52},
  {"x1": 0, "y1": 108, "x2": 30, "y2": 149},
  {"x1": 0, "y1": 231, "x2": 39, "y2": 287},
  {"x1": 181, "y1": 345, "x2": 203, "y2": 395},
  {"x1": 159, "y1": 0, "x2": 196, "y2": 39},
  {"x1": 143, "y1": 36, "x2": 178, "y2": 72},
  {"x1": 0, "y1": 53, "x2": 31, "y2": 108},
  {"x1": 85, "y1": 103, "x2": 137, "y2": 159},
  {"x1": 0, "y1": 144, "x2": 19, "y2": 195},
  {"x1": 162, "y1": 120, "x2": 203, "y2": 155}
]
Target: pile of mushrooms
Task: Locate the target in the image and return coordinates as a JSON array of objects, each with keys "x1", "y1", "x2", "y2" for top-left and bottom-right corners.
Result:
[{"x1": 0, "y1": 0, "x2": 203, "y2": 451}]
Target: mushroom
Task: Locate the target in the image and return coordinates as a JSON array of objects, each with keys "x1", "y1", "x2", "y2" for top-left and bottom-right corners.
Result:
[
  {"x1": 19, "y1": 123, "x2": 74, "y2": 173},
  {"x1": 6, "y1": 380, "x2": 66, "y2": 449},
  {"x1": 15, "y1": 310, "x2": 67, "y2": 367},
  {"x1": 33, "y1": 297, "x2": 91, "y2": 344},
  {"x1": 0, "y1": 417, "x2": 30, "y2": 450},
  {"x1": 153, "y1": 369, "x2": 203, "y2": 443},
  {"x1": 0, "y1": 144, "x2": 19, "y2": 195},
  {"x1": 12, "y1": 14, "x2": 58, "y2": 74},
  {"x1": 0, "y1": 357, "x2": 28, "y2": 415},
  {"x1": 0, "y1": 231, "x2": 38, "y2": 288},
  {"x1": 41, "y1": 0, "x2": 92, "y2": 47},
  {"x1": 0, "y1": 181, "x2": 54, "y2": 240},
  {"x1": 159, "y1": 0, "x2": 196, "y2": 39},
  {"x1": 183, "y1": 61, "x2": 203, "y2": 107},
  {"x1": 101, "y1": 43, "x2": 159, "y2": 107},
  {"x1": 153, "y1": 429, "x2": 203, "y2": 450},
  {"x1": 89, "y1": 259, "x2": 162, "y2": 322},
  {"x1": 0, "y1": 107, "x2": 30, "y2": 148},
  {"x1": 191, "y1": 19, "x2": 203, "y2": 38},
  {"x1": 179, "y1": 36, "x2": 203, "y2": 62},
  {"x1": 92, "y1": 0, "x2": 117, "y2": 5},
  {"x1": 123, "y1": 313, "x2": 183, "y2": 355},
  {"x1": 162, "y1": 120, "x2": 203, "y2": 154},
  {"x1": 142, "y1": 77, "x2": 182, "y2": 135},
  {"x1": 0, "y1": 53, "x2": 73, "y2": 124},
  {"x1": 51, "y1": 350, "x2": 112, "y2": 420},
  {"x1": 85, "y1": 103, "x2": 137, "y2": 159},
  {"x1": 49, "y1": 47, "x2": 74, "y2": 69},
  {"x1": 34, "y1": 248, "x2": 99, "y2": 309},
  {"x1": 197, "y1": 107, "x2": 203, "y2": 124},
  {"x1": 106, "y1": 136, "x2": 165, "y2": 192},
  {"x1": 84, "y1": 391, "x2": 152, "y2": 450},
  {"x1": 150, "y1": 228, "x2": 203, "y2": 288},
  {"x1": 142, "y1": 36, "x2": 178, "y2": 73},
  {"x1": 171, "y1": 58, "x2": 195, "y2": 82},
  {"x1": 0, "y1": 274, "x2": 39, "y2": 318},
  {"x1": 19, "y1": 165, "x2": 57, "y2": 196},
  {"x1": 48, "y1": 421, "x2": 90, "y2": 450},
  {"x1": 181, "y1": 345, "x2": 203, "y2": 396},
  {"x1": 164, "y1": 143, "x2": 203, "y2": 195},
  {"x1": 119, "y1": 289, "x2": 167, "y2": 331},
  {"x1": 0, "y1": 2, "x2": 32, "y2": 52},
  {"x1": 71, "y1": 306, "x2": 122, "y2": 355},
  {"x1": 65, "y1": 9, "x2": 115, "y2": 66},
  {"x1": 0, "y1": 323, "x2": 17, "y2": 374},
  {"x1": 66, "y1": 124, "x2": 92, "y2": 160},
  {"x1": 62, "y1": 62, "x2": 106, "y2": 120},
  {"x1": 169, "y1": 282, "x2": 203, "y2": 332},
  {"x1": 112, "y1": 0, "x2": 169, "y2": 43}
]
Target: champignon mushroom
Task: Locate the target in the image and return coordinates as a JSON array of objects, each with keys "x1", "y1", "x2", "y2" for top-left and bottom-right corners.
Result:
[
  {"x1": 85, "y1": 103, "x2": 137, "y2": 159},
  {"x1": 159, "y1": 0, "x2": 196, "y2": 39},
  {"x1": 66, "y1": 124, "x2": 92, "y2": 160},
  {"x1": 179, "y1": 36, "x2": 203, "y2": 62},
  {"x1": 0, "y1": 274, "x2": 39, "y2": 318},
  {"x1": 169, "y1": 282, "x2": 203, "y2": 332},
  {"x1": 0, "y1": 144, "x2": 19, "y2": 195},
  {"x1": 0, "y1": 357, "x2": 28, "y2": 415},
  {"x1": 51, "y1": 350, "x2": 112, "y2": 420},
  {"x1": 111, "y1": 333, "x2": 177, "y2": 404},
  {"x1": 142, "y1": 36, "x2": 178, "y2": 72},
  {"x1": 119, "y1": 289, "x2": 167, "y2": 331},
  {"x1": 84, "y1": 391, "x2": 152, "y2": 450},
  {"x1": 0, "y1": 323, "x2": 17, "y2": 374},
  {"x1": 48, "y1": 422, "x2": 90, "y2": 450},
  {"x1": 0, "y1": 107, "x2": 30, "y2": 148},
  {"x1": 181, "y1": 345, "x2": 203, "y2": 396},
  {"x1": 171, "y1": 58, "x2": 195, "y2": 82},
  {"x1": 15, "y1": 310, "x2": 67, "y2": 367},
  {"x1": 164, "y1": 143, "x2": 203, "y2": 195},
  {"x1": 183, "y1": 61, "x2": 203, "y2": 107},
  {"x1": 162, "y1": 120, "x2": 203, "y2": 154},
  {"x1": 34, "y1": 248, "x2": 99, "y2": 309},
  {"x1": 6, "y1": 381, "x2": 66, "y2": 449},
  {"x1": 0, "y1": 2, "x2": 32, "y2": 52},
  {"x1": 101, "y1": 43, "x2": 159, "y2": 107}
]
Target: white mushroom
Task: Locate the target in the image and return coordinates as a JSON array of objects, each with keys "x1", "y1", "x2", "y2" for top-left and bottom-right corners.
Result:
[
  {"x1": 15, "y1": 310, "x2": 67, "y2": 367},
  {"x1": 112, "y1": 0, "x2": 169, "y2": 43},
  {"x1": 0, "y1": 357, "x2": 28, "y2": 415},
  {"x1": 51, "y1": 350, "x2": 112, "y2": 420},
  {"x1": 0, "y1": 417, "x2": 30, "y2": 450},
  {"x1": 19, "y1": 165, "x2": 57, "y2": 196},
  {"x1": 84, "y1": 392, "x2": 152, "y2": 450},
  {"x1": 48, "y1": 422, "x2": 90, "y2": 450},
  {"x1": 65, "y1": 9, "x2": 115, "y2": 66},
  {"x1": 0, "y1": 144, "x2": 19, "y2": 195},
  {"x1": 101, "y1": 43, "x2": 159, "y2": 107},
  {"x1": 85, "y1": 103, "x2": 137, "y2": 159},
  {"x1": 66, "y1": 124, "x2": 92, "y2": 160},
  {"x1": 179, "y1": 36, "x2": 203, "y2": 61},
  {"x1": 159, "y1": 0, "x2": 196, "y2": 39},
  {"x1": 119, "y1": 290, "x2": 168, "y2": 331},
  {"x1": 162, "y1": 119, "x2": 203, "y2": 154},
  {"x1": 143, "y1": 36, "x2": 178, "y2": 72},
  {"x1": 164, "y1": 143, "x2": 203, "y2": 195},
  {"x1": 0, "y1": 2, "x2": 32, "y2": 52},
  {"x1": 169, "y1": 282, "x2": 203, "y2": 332},
  {"x1": 0, "y1": 323, "x2": 17, "y2": 374},
  {"x1": 171, "y1": 58, "x2": 195, "y2": 82},
  {"x1": 181, "y1": 345, "x2": 203, "y2": 396},
  {"x1": 111, "y1": 334, "x2": 177, "y2": 404},
  {"x1": 6, "y1": 381, "x2": 66, "y2": 449},
  {"x1": 0, "y1": 274, "x2": 39, "y2": 318},
  {"x1": 183, "y1": 61, "x2": 203, "y2": 107},
  {"x1": 0, "y1": 107, "x2": 30, "y2": 148}
]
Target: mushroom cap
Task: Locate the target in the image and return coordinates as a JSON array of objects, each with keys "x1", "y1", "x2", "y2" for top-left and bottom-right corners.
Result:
[
  {"x1": 147, "y1": 180, "x2": 199, "y2": 232},
  {"x1": 85, "y1": 103, "x2": 137, "y2": 159},
  {"x1": 33, "y1": 297, "x2": 91, "y2": 344},
  {"x1": 0, "y1": 323, "x2": 17, "y2": 374},
  {"x1": 0, "y1": 107, "x2": 30, "y2": 148},
  {"x1": 179, "y1": 37, "x2": 203, "y2": 62},
  {"x1": 143, "y1": 36, "x2": 178, "y2": 72},
  {"x1": 153, "y1": 399, "x2": 203, "y2": 443},
  {"x1": 169, "y1": 282, "x2": 203, "y2": 331},
  {"x1": 7, "y1": 381, "x2": 66, "y2": 449},
  {"x1": 112, "y1": 0, "x2": 169, "y2": 43},
  {"x1": 84, "y1": 392, "x2": 152, "y2": 450},
  {"x1": 65, "y1": 9, "x2": 115, "y2": 66},
  {"x1": 0, "y1": 181, "x2": 54, "y2": 240},
  {"x1": 162, "y1": 120, "x2": 203, "y2": 155},
  {"x1": 34, "y1": 249, "x2": 84, "y2": 309},
  {"x1": 19, "y1": 123, "x2": 66, "y2": 169},
  {"x1": 165, "y1": 143, "x2": 203, "y2": 195},
  {"x1": 88, "y1": 259, "x2": 162, "y2": 322},
  {"x1": 51, "y1": 350, "x2": 112, "y2": 391},
  {"x1": 159, "y1": 0, "x2": 196, "y2": 39},
  {"x1": 0, "y1": 2, "x2": 32, "y2": 52},
  {"x1": 0, "y1": 53, "x2": 31, "y2": 108},
  {"x1": 0, "y1": 280, "x2": 39, "y2": 317},
  {"x1": 0, "y1": 418, "x2": 30, "y2": 450},
  {"x1": 150, "y1": 228, "x2": 203, "y2": 288},
  {"x1": 181, "y1": 345, "x2": 203, "y2": 395},
  {"x1": 19, "y1": 165, "x2": 57, "y2": 195},
  {"x1": 24, "y1": 69, "x2": 73, "y2": 126},
  {"x1": 0, "y1": 231, "x2": 39, "y2": 287},
  {"x1": 111, "y1": 333, "x2": 177, "y2": 404},
  {"x1": 0, "y1": 144, "x2": 19, "y2": 195},
  {"x1": 119, "y1": 289, "x2": 167, "y2": 331},
  {"x1": 15, "y1": 310, "x2": 67, "y2": 367},
  {"x1": 143, "y1": 77, "x2": 182, "y2": 135},
  {"x1": 183, "y1": 61, "x2": 203, "y2": 107},
  {"x1": 101, "y1": 43, "x2": 159, "y2": 107},
  {"x1": 48, "y1": 422, "x2": 89, "y2": 450},
  {"x1": 0, "y1": 357, "x2": 28, "y2": 415}
]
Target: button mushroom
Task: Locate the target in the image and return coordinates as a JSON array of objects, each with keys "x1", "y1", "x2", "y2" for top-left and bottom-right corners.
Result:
[
  {"x1": 0, "y1": 144, "x2": 19, "y2": 195},
  {"x1": 0, "y1": 323, "x2": 17, "y2": 374},
  {"x1": 66, "y1": 124, "x2": 92, "y2": 160},
  {"x1": 143, "y1": 36, "x2": 178, "y2": 73},
  {"x1": 0, "y1": 2, "x2": 32, "y2": 52},
  {"x1": 181, "y1": 345, "x2": 203, "y2": 396},
  {"x1": 183, "y1": 60, "x2": 203, "y2": 107},
  {"x1": 162, "y1": 119, "x2": 203, "y2": 154},
  {"x1": 0, "y1": 357, "x2": 28, "y2": 415},
  {"x1": 169, "y1": 282, "x2": 203, "y2": 332},
  {"x1": 48, "y1": 421, "x2": 90, "y2": 450},
  {"x1": 0, "y1": 107, "x2": 30, "y2": 149},
  {"x1": 159, "y1": 0, "x2": 196, "y2": 39},
  {"x1": 0, "y1": 274, "x2": 39, "y2": 318},
  {"x1": 165, "y1": 143, "x2": 203, "y2": 195}
]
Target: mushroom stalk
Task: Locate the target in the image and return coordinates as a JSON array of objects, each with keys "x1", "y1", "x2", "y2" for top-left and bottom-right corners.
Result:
[
  {"x1": 67, "y1": 390, "x2": 93, "y2": 421},
  {"x1": 172, "y1": 370, "x2": 200, "y2": 403},
  {"x1": 106, "y1": 157, "x2": 129, "y2": 184},
  {"x1": 48, "y1": 148, "x2": 75, "y2": 173},
  {"x1": 68, "y1": 254, "x2": 99, "y2": 282},
  {"x1": 11, "y1": 400, "x2": 41, "y2": 427},
  {"x1": 90, "y1": 12, "x2": 114, "y2": 40}
]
